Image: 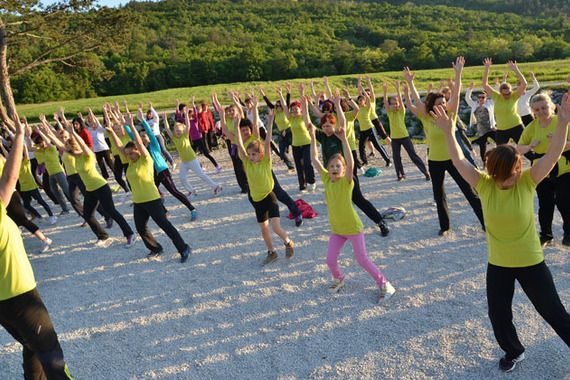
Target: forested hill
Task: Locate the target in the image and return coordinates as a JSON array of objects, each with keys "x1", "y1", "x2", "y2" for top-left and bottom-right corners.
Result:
[{"x1": 12, "y1": 0, "x2": 570, "y2": 104}]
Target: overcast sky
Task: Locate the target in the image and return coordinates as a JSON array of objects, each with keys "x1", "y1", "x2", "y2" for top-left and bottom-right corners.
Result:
[{"x1": 40, "y1": 0, "x2": 160, "y2": 8}]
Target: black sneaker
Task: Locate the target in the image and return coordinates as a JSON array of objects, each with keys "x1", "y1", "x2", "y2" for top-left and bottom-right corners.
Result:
[
  {"x1": 540, "y1": 235, "x2": 554, "y2": 247},
  {"x1": 147, "y1": 250, "x2": 163, "y2": 260},
  {"x1": 385, "y1": 160, "x2": 392, "y2": 168},
  {"x1": 562, "y1": 234, "x2": 570, "y2": 247},
  {"x1": 377, "y1": 221, "x2": 390, "y2": 237},
  {"x1": 499, "y1": 352, "x2": 525, "y2": 372},
  {"x1": 294, "y1": 213, "x2": 303, "y2": 227},
  {"x1": 262, "y1": 250, "x2": 278, "y2": 265},
  {"x1": 180, "y1": 246, "x2": 191, "y2": 263}
]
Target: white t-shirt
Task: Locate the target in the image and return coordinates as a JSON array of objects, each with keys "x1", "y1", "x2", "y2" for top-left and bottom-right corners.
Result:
[{"x1": 89, "y1": 125, "x2": 110, "y2": 153}]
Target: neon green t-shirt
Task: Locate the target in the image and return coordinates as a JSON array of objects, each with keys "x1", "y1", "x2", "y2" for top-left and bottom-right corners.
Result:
[
  {"x1": 321, "y1": 169, "x2": 363, "y2": 235},
  {"x1": 110, "y1": 133, "x2": 131, "y2": 164},
  {"x1": 76, "y1": 153, "x2": 107, "y2": 192},
  {"x1": 519, "y1": 116, "x2": 570, "y2": 177},
  {"x1": 356, "y1": 105, "x2": 374, "y2": 132},
  {"x1": 35, "y1": 146, "x2": 64, "y2": 175},
  {"x1": 289, "y1": 115, "x2": 311, "y2": 147},
  {"x1": 346, "y1": 113, "x2": 357, "y2": 151},
  {"x1": 418, "y1": 114, "x2": 455, "y2": 162},
  {"x1": 475, "y1": 170, "x2": 543, "y2": 268},
  {"x1": 0, "y1": 200, "x2": 36, "y2": 301},
  {"x1": 172, "y1": 134, "x2": 196, "y2": 163},
  {"x1": 370, "y1": 98, "x2": 379, "y2": 120},
  {"x1": 61, "y1": 151, "x2": 78, "y2": 176},
  {"x1": 19, "y1": 158, "x2": 38, "y2": 192},
  {"x1": 387, "y1": 109, "x2": 409, "y2": 139},
  {"x1": 242, "y1": 154, "x2": 274, "y2": 202},
  {"x1": 127, "y1": 154, "x2": 161, "y2": 204},
  {"x1": 275, "y1": 111, "x2": 291, "y2": 132},
  {"x1": 491, "y1": 91, "x2": 523, "y2": 130}
]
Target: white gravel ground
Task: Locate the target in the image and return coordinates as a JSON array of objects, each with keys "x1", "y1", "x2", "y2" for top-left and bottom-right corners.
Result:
[{"x1": 1, "y1": 145, "x2": 568, "y2": 379}]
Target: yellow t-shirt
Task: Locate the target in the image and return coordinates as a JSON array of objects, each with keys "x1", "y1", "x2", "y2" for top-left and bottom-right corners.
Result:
[
  {"x1": 61, "y1": 151, "x2": 78, "y2": 176},
  {"x1": 418, "y1": 114, "x2": 454, "y2": 162},
  {"x1": 519, "y1": 116, "x2": 570, "y2": 177},
  {"x1": 491, "y1": 91, "x2": 523, "y2": 130},
  {"x1": 346, "y1": 113, "x2": 357, "y2": 151},
  {"x1": 109, "y1": 133, "x2": 131, "y2": 164},
  {"x1": 76, "y1": 153, "x2": 107, "y2": 192},
  {"x1": 356, "y1": 105, "x2": 374, "y2": 132},
  {"x1": 242, "y1": 155, "x2": 274, "y2": 202},
  {"x1": 226, "y1": 119, "x2": 237, "y2": 143},
  {"x1": 475, "y1": 170, "x2": 543, "y2": 268},
  {"x1": 289, "y1": 115, "x2": 311, "y2": 147},
  {"x1": 0, "y1": 200, "x2": 36, "y2": 301},
  {"x1": 19, "y1": 158, "x2": 38, "y2": 192},
  {"x1": 127, "y1": 154, "x2": 161, "y2": 204},
  {"x1": 370, "y1": 98, "x2": 379, "y2": 120},
  {"x1": 387, "y1": 109, "x2": 409, "y2": 139},
  {"x1": 35, "y1": 146, "x2": 64, "y2": 175},
  {"x1": 275, "y1": 111, "x2": 291, "y2": 132},
  {"x1": 172, "y1": 134, "x2": 196, "y2": 163},
  {"x1": 321, "y1": 169, "x2": 363, "y2": 235}
]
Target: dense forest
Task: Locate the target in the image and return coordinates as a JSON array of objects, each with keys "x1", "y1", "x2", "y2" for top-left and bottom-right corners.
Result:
[{"x1": 10, "y1": 0, "x2": 570, "y2": 104}]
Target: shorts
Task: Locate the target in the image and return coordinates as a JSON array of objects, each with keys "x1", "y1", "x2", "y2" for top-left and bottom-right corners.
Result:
[{"x1": 250, "y1": 192, "x2": 279, "y2": 223}]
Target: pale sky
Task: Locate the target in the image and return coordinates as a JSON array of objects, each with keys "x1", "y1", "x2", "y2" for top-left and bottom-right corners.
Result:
[{"x1": 41, "y1": 0, "x2": 160, "y2": 8}]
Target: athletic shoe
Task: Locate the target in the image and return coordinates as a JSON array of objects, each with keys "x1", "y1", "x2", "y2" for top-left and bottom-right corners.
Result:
[
  {"x1": 190, "y1": 210, "x2": 197, "y2": 221},
  {"x1": 359, "y1": 167, "x2": 366, "y2": 176},
  {"x1": 59, "y1": 210, "x2": 70, "y2": 216},
  {"x1": 40, "y1": 238, "x2": 52, "y2": 253},
  {"x1": 105, "y1": 219, "x2": 114, "y2": 229},
  {"x1": 499, "y1": 352, "x2": 525, "y2": 373},
  {"x1": 180, "y1": 246, "x2": 191, "y2": 263},
  {"x1": 48, "y1": 215, "x2": 57, "y2": 225},
  {"x1": 308, "y1": 183, "x2": 317, "y2": 193},
  {"x1": 288, "y1": 167, "x2": 296, "y2": 174},
  {"x1": 379, "y1": 281, "x2": 396, "y2": 301},
  {"x1": 95, "y1": 238, "x2": 113, "y2": 248},
  {"x1": 125, "y1": 234, "x2": 137, "y2": 249},
  {"x1": 299, "y1": 187, "x2": 307, "y2": 194},
  {"x1": 80, "y1": 221, "x2": 88, "y2": 228},
  {"x1": 214, "y1": 185, "x2": 223, "y2": 195},
  {"x1": 215, "y1": 165, "x2": 222, "y2": 174},
  {"x1": 377, "y1": 221, "x2": 390, "y2": 237},
  {"x1": 540, "y1": 235, "x2": 554, "y2": 247},
  {"x1": 438, "y1": 229, "x2": 450, "y2": 237},
  {"x1": 147, "y1": 250, "x2": 163, "y2": 260},
  {"x1": 385, "y1": 160, "x2": 392, "y2": 167},
  {"x1": 262, "y1": 250, "x2": 278, "y2": 265},
  {"x1": 397, "y1": 176, "x2": 406, "y2": 182},
  {"x1": 172, "y1": 163, "x2": 177, "y2": 172},
  {"x1": 294, "y1": 214, "x2": 303, "y2": 227},
  {"x1": 425, "y1": 174, "x2": 431, "y2": 181},
  {"x1": 563, "y1": 234, "x2": 570, "y2": 247},
  {"x1": 368, "y1": 152, "x2": 375, "y2": 158},
  {"x1": 328, "y1": 279, "x2": 345, "y2": 293},
  {"x1": 285, "y1": 240, "x2": 295, "y2": 258}
]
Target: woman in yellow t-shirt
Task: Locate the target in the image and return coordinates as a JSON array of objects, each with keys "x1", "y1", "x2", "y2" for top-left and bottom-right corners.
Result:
[
  {"x1": 0, "y1": 116, "x2": 73, "y2": 379},
  {"x1": 63, "y1": 109, "x2": 135, "y2": 248},
  {"x1": 228, "y1": 103, "x2": 294, "y2": 265},
  {"x1": 308, "y1": 96, "x2": 394, "y2": 302},
  {"x1": 517, "y1": 93, "x2": 570, "y2": 247},
  {"x1": 382, "y1": 80, "x2": 429, "y2": 181},
  {"x1": 431, "y1": 92, "x2": 570, "y2": 373},
  {"x1": 403, "y1": 58, "x2": 484, "y2": 236},
  {"x1": 107, "y1": 110, "x2": 191, "y2": 263},
  {"x1": 482, "y1": 58, "x2": 527, "y2": 144},
  {"x1": 360, "y1": 76, "x2": 391, "y2": 167}
]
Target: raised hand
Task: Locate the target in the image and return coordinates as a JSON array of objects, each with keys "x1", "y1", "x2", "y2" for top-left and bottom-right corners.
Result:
[
  {"x1": 483, "y1": 57, "x2": 492, "y2": 68},
  {"x1": 453, "y1": 56, "x2": 465, "y2": 73},
  {"x1": 507, "y1": 60, "x2": 519, "y2": 72},
  {"x1": 403, "y1": 67, "x2": 415, "y2": 82},
  {"x1": 556, "y1": 92, "x2": 570, "y2": 125},
  {"x1": 430, "y1": 105, "x2": 453, "y2": 135}
]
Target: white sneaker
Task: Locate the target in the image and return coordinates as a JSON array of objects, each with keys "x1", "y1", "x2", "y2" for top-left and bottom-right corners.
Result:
[
  {"x1": 48, "y1": 216, "x2": 57, "y2": 225},
  {"x1": 308, "y1": 183, "x2": 317, "y2": 193},
  {"x1": 215, "y1": 165, "x2": 222, "y2": 174},
  {"x1": 172, "y1": 163, "x2": 177, "y2": 172},
  {"x1": 379, "y1": 281, "x2": 396, "y2": 302},
  {"x1": 40, "y1": 238, "x2": 52, "y2": 253},
  {"x1": 95, "y1": 238, "x2": 113, "y2": 248},
  {"x1": 125, "y1": 234, "x2": 137, "y2": 249},
  {"x1": 329, "y1": 279, "x2": 345, "y2": 293}
]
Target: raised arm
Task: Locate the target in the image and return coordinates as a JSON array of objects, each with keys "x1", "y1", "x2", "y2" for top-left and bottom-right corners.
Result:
[
  {"x1": 402, "y1": 83, "x2": 419, "y2": 115},
  {"x1": 260, "y1": 88, "x2": 274, "y2": 109},
  {"x1": 277, "y1": 87, "x2": 290, "y2": 118},
  {"x1": 251, "y1": 95, "x2": 260, "y2": 139},
  {"x1": 0, "y1": 115, "x2": 24, "y2": 205},
  {"x1": 395, "y1": 80, "x2": 404, "y2": 111},
  {"x1": 465, "y1": 83, "x2": 476, "y2": 108},
  {"x1": 526, "y1": 72, "x2": 540, "y2": 97},
  {"x1": 482, "y1": 58, "x2": 496, "y2": 95},
  {"x1": 403, "y1": 67, "x2": 425, "y2": 113},
  {"x1": 382, "y1": 82, "x2": 390, "y2": 111},
  {"x1": 323, "y1": 77, "x2": 333, "y2": 99},
  {"x1": 342, "y1": 88, "x2": 360, "y2": 117},
  {"x1": 309, "y1": 121, "x2": 325, "y2": 174},
  {"x1": 366, "y1": 76, "x2": 376, "y2": 102},
  {"x1": 264, "y1": 108, "x2": 274, "y2": 156},
  {"x1": 332, "y1": 91, "x2": 346, "y2": 134},
  {"x1": 508, "y1": 60, "x2": 527, "y2": 97},
  {"x1": 337, "y1": 126, "x2": 353, "y2": 183},
  {"x1": 233, "y1": 114, "x2": 246, "y2": 159},
  {"x1": 530, "y1": 92, "x2": 570, "y2": 184},
  {"x1": 432, "y1": 105, "x2": 480, "y2": 187},
  {"x1": 448, "y1": 56, "x2": 464, "y2": 115},
  {"x1": 162, "y1": 112, "x2": 173, "y2": 139},
  {"x1": 127, "y1": 112, "x2": 149, "y2": 157},
  {"x1": 38, "y1": 115, "x2": 65, "y2": 150},
  {"x1": 301, "y1": 95, "x2": 314, "y2": 128}
]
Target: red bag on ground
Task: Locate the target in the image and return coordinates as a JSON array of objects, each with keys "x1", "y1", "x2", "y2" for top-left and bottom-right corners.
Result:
[{"x1": 287, "y1": 199, "x2": 318, "y2": 219}]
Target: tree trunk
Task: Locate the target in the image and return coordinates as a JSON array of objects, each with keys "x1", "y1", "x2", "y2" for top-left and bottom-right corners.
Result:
[{"x1": 0, "y1": 19, "x2": 17, "y2": 123}]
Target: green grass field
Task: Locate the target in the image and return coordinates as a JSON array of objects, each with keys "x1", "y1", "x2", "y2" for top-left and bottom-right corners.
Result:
[{"x1": 17, "y1": 58, "x2": 570, "y2": 120}]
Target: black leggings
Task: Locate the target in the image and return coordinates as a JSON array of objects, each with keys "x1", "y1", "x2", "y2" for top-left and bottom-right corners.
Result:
[
  {"x1": 358, "y1": 128, "x2": 390, "y2": 165},
  {"x1": 112, "y1": 156, "x2": 130, "y2": 193},
  {"x1": 277, "y1": 129, "x2": 295, "y2": 170},
  {"x1": 67, "y1": 174, "x2": 109, "y2": 221},
  {"x1": 0, "y1": 288, "x2": 73, "y2": 379},
  {"x1": 84, "y1": 185, "x2": 133, "y2": 239},
  {"x1": 351, "y1": 171, "x2": 384, "y2": 224},
  {"x1": 472, "y1": 131, "x2": 496, "y2": 164},
  {"x1": 272, "y1": 171, "x2": 301, "y2": 217},
  {"x1": 487, "y1": 261, "x2": 570, "y2": 360},
  {"x1": 260, "y1": 126, "x2": 294, "y2": 169},
  {"x1": 95, "y1": 150, "x2": 114, "y2": 179},
  {"x1": 391, "y1": 137, "x2": 428, "y2": 179},
  {"x1": 20, "y1": 189, "x2": 54, "y2": 218},
  {"x1": 428, "y1": 160, "x2": 484, "y2": 231},
  {"x1": 227, "y1": 140, "x2": 249, "y2": 193},
  {"x1": 134, "y1": 199, "x2": 188, "y2": 254},
  {"x1": 292, "y1": 144, "x2": 315, "y2": 190},
  {"x1": 193, "y1": 138, "x2": 218, "y2": 168},
  {"x1": 154, "y1": 169, "x2": 195, "y2": 211},
  {"x1": 495, "y1": 125, "x2": 524, "y2": 145},
  {"x1": 536, "y1": 172, "x2": 570, "y2": 239},
  {"x1": 7, "y1": 192, "x2": 40, "y2": 234}
]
